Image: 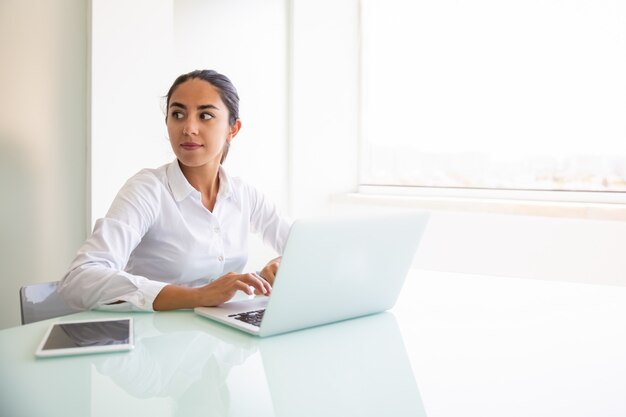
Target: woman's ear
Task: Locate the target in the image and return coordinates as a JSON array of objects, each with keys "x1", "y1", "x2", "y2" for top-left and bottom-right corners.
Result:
[{"x1": 229, "y1": 119, "x2": 242, "y2": 141}]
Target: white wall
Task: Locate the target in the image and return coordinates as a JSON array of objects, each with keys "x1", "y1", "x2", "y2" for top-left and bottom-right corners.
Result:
[
  {"x1": 332, "y1": 198, "x2": 626, "y2": 287},
  {"x1": 289, "y1": 0, "x2": 361, "y2": 218},
  {"x1": 413, "y1": 211, "x2": 626, "y2": 286},
  {"x1": 0, "y1": 0, "x2": 88, "y2": 329},
  {"x1": 90, "y1": 0, "x2": 176, "y2": 223}
]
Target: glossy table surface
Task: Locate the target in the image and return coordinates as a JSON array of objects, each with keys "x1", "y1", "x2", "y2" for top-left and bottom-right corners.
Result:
[{"x1": 2, "y1": 269, "x2": 626, "y2": 417}]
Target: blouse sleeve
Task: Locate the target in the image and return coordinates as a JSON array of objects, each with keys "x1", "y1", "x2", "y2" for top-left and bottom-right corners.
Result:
[
  {"x1": 245, "y1": 183, "x2": 292, "y2": 255},
  {"x1": 59, "y1": 171, "x2": 168, "y2": 311}
]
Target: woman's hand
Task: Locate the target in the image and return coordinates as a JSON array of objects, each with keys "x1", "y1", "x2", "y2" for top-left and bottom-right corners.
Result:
[
  {"x1": 196, "y1": 272, "x2": 272, "y2": 306},
  {"x1": 153, "y1": 272, "x2": 272, "y2": 311},
  {"x1": 259, "y1": 256, "x2": 282, "y2": 286}
]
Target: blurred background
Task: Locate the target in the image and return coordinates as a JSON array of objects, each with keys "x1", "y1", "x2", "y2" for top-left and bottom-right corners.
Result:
[
  {"x1": 1, "y1": 0, "x2": 625, "y2": 329},
  {"x1": 0, "y1": 0, "x2": 360, "y2": 329}
]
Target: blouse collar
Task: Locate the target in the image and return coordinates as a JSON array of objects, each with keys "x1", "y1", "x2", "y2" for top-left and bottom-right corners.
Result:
[{"x1": 167, "y1": 159, "x2": 234, "y2": 203}]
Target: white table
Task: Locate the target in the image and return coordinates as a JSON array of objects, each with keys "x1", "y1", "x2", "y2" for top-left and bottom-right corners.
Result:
[{"x1": 1, "y1": 270, "x2": 625, "y2": 417}]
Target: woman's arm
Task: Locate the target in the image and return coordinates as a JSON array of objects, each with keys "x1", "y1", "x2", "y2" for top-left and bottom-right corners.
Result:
[
  {"x1": 152, "y1": 272, "x2": 272, "y2": 311},
  {"x1": 59, "y1": 171, "x2": 163, "y2": 311},
  {"x1": 245, "y1": 182, "x2": 292, "y2": 255},
  {"x1": 258, "y1": 256, "x2": 282, "y2": 286}
]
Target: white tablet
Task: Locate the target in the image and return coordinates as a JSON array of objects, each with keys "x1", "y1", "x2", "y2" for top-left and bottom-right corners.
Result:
[{"x1": 35, "y1": 317, "x2": 134, "y2": 358}]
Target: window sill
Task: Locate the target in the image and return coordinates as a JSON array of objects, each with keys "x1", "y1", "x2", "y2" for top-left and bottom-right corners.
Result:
[{"x1": 331, "y1": 187, "x2": 626, "y2": 222}]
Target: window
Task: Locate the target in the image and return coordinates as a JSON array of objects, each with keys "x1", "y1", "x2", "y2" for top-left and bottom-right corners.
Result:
[{"x1": 360, "y1": 0, "x2": 626, "y2": 196}]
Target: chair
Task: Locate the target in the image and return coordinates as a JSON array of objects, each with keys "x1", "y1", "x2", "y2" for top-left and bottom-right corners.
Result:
[{"x1": 19, "y1": 281, "x2": 82, "y2": 325}]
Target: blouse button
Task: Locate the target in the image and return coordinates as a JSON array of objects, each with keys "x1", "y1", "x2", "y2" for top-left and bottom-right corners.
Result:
[{"x1": 218, "y1": 255, "x2": 224, "y2": 262}]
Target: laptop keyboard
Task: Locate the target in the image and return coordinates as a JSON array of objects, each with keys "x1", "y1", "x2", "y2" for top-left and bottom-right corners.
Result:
[{"x1": 228, "y1": 309, "x2": 265, "y2": 327}]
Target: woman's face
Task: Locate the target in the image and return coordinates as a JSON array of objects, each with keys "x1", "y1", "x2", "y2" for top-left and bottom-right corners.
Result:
[{"x1": 166, "y1": 78, "x2": 240, "y2": 169}]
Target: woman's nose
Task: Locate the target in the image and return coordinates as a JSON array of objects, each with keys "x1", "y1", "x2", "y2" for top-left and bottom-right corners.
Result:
[{"x1": 183, "y1": 121, "x2": 199, "y2": 135}]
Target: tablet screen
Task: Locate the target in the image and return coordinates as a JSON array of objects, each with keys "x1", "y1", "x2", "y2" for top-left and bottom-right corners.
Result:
[{"x1": 37, "y1": 318, "x2": 133, "y2": 357}]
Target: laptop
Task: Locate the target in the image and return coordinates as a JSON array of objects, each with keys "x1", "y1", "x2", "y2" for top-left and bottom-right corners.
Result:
[{"x1": 194, "y1": 211, "x2": 429, "y2": 337}]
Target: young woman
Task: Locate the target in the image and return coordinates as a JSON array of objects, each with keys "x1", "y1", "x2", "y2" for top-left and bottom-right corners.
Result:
[{"x1": 60, "y1": 70, "x2": 291, "y2": 311}]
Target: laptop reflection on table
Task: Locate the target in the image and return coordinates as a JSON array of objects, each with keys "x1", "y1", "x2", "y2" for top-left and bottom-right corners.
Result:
[{"x1": 257, "y1": 312, "x2": 427, "y2": 417}]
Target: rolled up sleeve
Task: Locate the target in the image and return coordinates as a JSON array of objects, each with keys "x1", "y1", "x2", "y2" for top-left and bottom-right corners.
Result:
[
  {"x1": 60, "y1": 218, "x2": 167, "y2": 311},
  {"x1": 59, "y1": 171, "x2": 165, "y2": 311}
]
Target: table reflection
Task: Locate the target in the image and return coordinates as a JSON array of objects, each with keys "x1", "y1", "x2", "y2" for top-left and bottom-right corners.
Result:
[
  {"x1": 90, "y1": 313, "x2": 258, "y2": 416},
  {"x1": 257, "y1": 312, "x2": 427, "y2": 417},
  {"x1": 90, "y1": 312, "x2": 426, "y2": 417}
]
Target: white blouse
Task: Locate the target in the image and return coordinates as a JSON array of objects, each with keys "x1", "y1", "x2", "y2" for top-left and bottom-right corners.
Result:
[{"x1": 59, "y1": 160, "x2": 291, "y2": 312}]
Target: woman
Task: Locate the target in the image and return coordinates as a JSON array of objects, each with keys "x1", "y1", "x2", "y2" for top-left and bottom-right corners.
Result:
[{"x1": 60, "y1": 70, "x2": 291, "y2": 311}]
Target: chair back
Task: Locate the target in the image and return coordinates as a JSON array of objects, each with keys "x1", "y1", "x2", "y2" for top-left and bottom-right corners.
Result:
[{"x1": 19, "y1": 281, "x2": 81, "y2": 325}]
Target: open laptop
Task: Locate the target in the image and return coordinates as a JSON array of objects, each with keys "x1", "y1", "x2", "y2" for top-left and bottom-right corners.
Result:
[{"x1": 194, "y1": 211, "x2": 429, "y2": 337}]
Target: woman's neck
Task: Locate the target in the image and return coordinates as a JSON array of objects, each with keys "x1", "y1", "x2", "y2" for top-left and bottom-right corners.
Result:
[{"x1": 179, "y1": 161, "x2": 221, "y2": 211}]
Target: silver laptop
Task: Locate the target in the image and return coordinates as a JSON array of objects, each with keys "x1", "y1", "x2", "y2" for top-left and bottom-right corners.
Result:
[{"x1": 194, "y1": 211, "x2": 429, "y2": 337}]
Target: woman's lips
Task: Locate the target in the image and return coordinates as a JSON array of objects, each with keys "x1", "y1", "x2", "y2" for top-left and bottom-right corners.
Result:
[{"x1": 180, "y1": 142, "x2": 203, "y2": 151}]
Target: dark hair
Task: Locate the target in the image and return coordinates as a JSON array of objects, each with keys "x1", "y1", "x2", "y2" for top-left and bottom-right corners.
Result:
[
  {"x1": 166, "y1": 69, "x2": 240, "y2": 124},
  {"x1": 166, "y1": 69, "x2": 240, "y2": 163}
]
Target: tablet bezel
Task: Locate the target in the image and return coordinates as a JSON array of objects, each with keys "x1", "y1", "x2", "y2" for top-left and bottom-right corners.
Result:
[{"x1": 35, "y1": 317, "x2": 134, "y2": 358}]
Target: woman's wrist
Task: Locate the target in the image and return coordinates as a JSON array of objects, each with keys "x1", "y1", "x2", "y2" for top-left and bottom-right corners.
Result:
[{"x1": 153, "y1": 284, "x2": 204, "y2": 311}]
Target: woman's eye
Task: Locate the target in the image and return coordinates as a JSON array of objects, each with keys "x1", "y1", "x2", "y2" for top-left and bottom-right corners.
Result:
[
  {"x1": 200, "y1": 112, "x2": 214, "y2": 121},
  {"x1": 171, "y1": 111, "x2": 184, "y2": 120}
]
